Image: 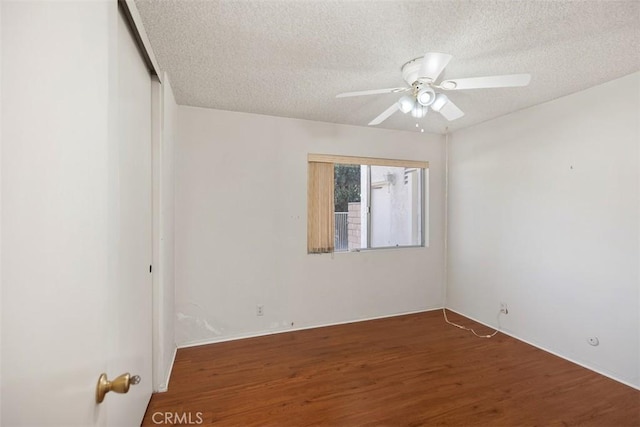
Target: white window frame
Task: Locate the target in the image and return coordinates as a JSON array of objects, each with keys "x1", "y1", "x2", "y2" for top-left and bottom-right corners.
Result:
[{"x1": 308, "y1": 154, "x2": 428, "y2": 253}]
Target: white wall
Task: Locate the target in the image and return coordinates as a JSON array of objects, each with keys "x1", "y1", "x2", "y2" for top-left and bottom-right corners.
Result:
[
  {"x1": 175, "y1": 107, "x2": 445, "y2": 346},
  {"x1": 151, "y1": 72, "x2": 177, "y2": 391},
  {"x1": 0, "y1": 1, "x2": 3, "y2": 421},
  {"x1": 447, "y1": 72, "x2": 640, "y2": 388}
]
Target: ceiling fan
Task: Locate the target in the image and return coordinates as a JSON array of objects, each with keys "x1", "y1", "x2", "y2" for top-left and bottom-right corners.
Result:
[{"x1": 336, "y1": 52, "x2": 531, "y2": 126}]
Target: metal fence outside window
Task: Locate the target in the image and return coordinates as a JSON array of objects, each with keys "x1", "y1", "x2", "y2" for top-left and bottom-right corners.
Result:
[{"x1": 334, "y1": 212, "x2": 348, "y2": 252}]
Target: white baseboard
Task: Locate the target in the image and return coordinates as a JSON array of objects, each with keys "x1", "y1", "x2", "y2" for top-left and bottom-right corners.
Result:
[
  {"x1": 177, "y1": 307, "x2": 443, "y2": 349},
  {"x1": 156, "y1": 345, "x2": 178, "y2": 393},
  {"x1": 444, "y1": 307, "x2": 640, "y2": 391}
]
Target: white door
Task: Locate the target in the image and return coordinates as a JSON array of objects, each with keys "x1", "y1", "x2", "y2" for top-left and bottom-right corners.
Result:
[
  {"x1": 106, "y1": 6, "x2": 153, "y2": 426},
  {"x1": 1, "y1": 2, "x2": 153, "y2": 425}
]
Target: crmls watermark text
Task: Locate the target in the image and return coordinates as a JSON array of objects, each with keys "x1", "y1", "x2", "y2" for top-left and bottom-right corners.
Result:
[{"x1": 152, "y1": 411, "x2": 204, "y2": 425}]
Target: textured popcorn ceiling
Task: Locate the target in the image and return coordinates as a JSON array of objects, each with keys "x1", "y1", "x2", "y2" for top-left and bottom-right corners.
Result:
[{"x1": 136, "y1": 0, "x2": 640, "y2": 134}]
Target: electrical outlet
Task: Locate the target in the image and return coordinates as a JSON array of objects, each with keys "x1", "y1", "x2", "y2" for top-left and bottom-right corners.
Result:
[
  {"x1": 256, "y1": 305, "x2": 264, "y2": 316},
  {"x1": 500, "y1": 303, "x2": 509, "y2": 315}
]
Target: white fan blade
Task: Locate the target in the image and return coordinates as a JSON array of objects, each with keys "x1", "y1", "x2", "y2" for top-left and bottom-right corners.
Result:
[
  {"x1": 418, "y1": 52, "x2": 453, "y2": 82},
  {"x1": 336, "y1": 87, "x2": 408, "y2": 98},
  {"x1": 368, "y1": 103, "x2": 400, "y2": 126},
  {"x1": 440, "y1": 74, "x2": 531, "y2": 90},
  {"x1": 437, "y1": 98, "x2": 464, "y2": 121}
]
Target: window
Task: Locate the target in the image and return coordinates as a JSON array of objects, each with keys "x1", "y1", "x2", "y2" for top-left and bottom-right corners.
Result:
[{"x1": 308, "y1": 154, "x2": 427, "y2": 253}]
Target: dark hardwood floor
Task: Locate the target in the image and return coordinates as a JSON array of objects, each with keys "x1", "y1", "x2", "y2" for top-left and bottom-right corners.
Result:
[{"x1": 142, "y1": 310, "x2": 639, "y2": 426}]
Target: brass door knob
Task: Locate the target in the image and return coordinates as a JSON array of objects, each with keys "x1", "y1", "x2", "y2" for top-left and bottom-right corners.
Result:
[{"x1": 96, "y1": 372, "x2": 141, "y2": 403}]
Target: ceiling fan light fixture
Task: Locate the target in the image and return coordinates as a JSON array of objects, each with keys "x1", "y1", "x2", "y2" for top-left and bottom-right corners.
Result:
[
  {"x1": 416, "y1": 88, "x2": 436, "y2": 106},
  {"x1": 410, "y1": 104, "x2": 427, "y2": 119},
  {"x1": 431, "y1": 93, "x2": 449, "y2": 112},
  {"x1": 398, "y1": 95, "x2": 416, "y2": 114}
]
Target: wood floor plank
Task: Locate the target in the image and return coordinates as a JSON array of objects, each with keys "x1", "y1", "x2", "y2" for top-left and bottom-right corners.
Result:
[{"x1": 142, "y1": 310, "x2": 639, "y2": 426}]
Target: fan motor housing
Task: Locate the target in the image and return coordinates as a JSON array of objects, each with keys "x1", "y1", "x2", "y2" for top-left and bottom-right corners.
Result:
[{"x1": 401, "y1": 57, "x2": 433, "y2": 86}]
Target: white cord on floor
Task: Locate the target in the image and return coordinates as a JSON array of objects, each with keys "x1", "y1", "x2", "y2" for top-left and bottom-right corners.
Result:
[{"x1": 442, "y1": 308, "x2": 500, "y2": 339}]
